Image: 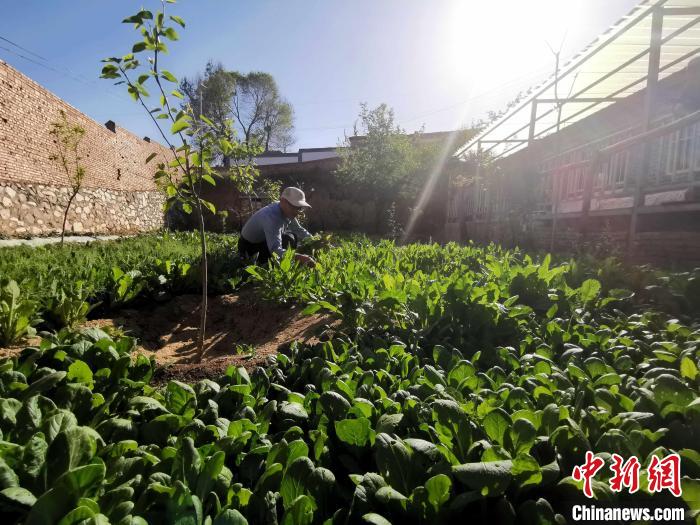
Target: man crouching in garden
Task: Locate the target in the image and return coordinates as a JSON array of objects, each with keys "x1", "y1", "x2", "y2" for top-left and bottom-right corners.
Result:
[{"x1": 238, "y1": 186, "x2": 316, "y2": 267}]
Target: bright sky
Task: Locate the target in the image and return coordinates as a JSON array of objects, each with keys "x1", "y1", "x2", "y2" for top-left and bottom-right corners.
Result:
[{"x1": 1, "y1": 0, "x2": 640, "y2": 151}]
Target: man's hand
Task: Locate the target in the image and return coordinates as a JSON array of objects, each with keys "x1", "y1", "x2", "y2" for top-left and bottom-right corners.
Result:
[{"x1": 295, "y1": 253, "x2": 316, "y2": 267}]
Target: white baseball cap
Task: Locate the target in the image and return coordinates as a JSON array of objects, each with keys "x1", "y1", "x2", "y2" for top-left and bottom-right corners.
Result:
[{"x1": 281, "y1": 187, "x2": 311, "y2": 208}]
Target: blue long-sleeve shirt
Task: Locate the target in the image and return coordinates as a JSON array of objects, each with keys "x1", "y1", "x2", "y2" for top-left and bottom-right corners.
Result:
[{"x1": 240, "y1": 202, "x2": 311, "y2": 257}]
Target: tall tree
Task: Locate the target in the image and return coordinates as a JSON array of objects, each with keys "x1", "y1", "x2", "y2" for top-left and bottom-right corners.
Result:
[
  {"x1": 230, "y1": 71, "x2": 295, "y2": 151},
  {"x1": 181, "y1": 67, "x2": 296, "y2": 155},
  {"x1": 180, "y1": 61, "x2": 237, "y2": 166}
]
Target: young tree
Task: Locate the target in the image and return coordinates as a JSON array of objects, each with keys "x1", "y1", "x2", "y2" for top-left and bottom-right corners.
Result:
[
  {"x1": 48, "y1": 110, "x2": 86, "y2": 245},
  {"x1": 101, "y1": 1, "x2": 259, "y2": 361}
]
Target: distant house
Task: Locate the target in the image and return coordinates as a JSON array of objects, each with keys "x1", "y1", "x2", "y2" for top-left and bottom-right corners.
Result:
[
  {"x1": 254, "y1": 147, "x2": 340, "y2": 165},
  {"x1": 253, "y1": 151, "x2": 299, "y2": 166},
  {"x1": 449, "y1": 0, "x2": 700, "y2": 264}
]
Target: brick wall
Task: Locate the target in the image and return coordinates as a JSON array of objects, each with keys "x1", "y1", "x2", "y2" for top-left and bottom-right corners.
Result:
[{"x1": 0, "y1": 59, "x2": 170, "y2": 237}]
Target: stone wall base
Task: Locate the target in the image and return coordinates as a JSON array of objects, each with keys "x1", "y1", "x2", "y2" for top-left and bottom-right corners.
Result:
[{"x1": 0, "y1": 182, "x2": 164, "y2": 238}]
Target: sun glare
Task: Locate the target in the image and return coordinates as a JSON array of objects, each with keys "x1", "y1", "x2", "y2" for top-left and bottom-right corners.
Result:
[{"x1": 446, "y1": 0, "x2": 571, "y2": 85}]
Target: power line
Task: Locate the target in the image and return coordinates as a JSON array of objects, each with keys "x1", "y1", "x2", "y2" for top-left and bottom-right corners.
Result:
[
  {"x1": 0, "y1": 38, "x2": 169, "y2": 185},
  {"x1": 0, "y1": 36, "x2": 137, "y2": 107},
  {"x1": 0, "y1": 35, "x2": 46, "y2": 61}
]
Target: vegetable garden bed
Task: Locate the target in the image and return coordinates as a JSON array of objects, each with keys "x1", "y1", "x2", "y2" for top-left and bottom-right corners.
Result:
[{"x1": 0, "y1": 236, "x2": 698, "y2": 524}]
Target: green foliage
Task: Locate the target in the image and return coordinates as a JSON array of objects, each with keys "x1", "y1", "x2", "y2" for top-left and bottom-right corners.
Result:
[
  {"x1": 0, "y1": 237, "x2": 699, "y2": 522},
  {"x1": 0, "y1": 232, "x2": 243, "y2": 341},
  {"x1": 337, "y1": 104, "x2": 439, "y2": 203},
  {"x1": 45, "y1": 280, "x2": 96, "y2": 329},
  {"x1": 0, "y1": 279, "x2": 39, "y2": 346},
  {"x1": 6, "y1": 66, "x2": 700, "y2": 519}
]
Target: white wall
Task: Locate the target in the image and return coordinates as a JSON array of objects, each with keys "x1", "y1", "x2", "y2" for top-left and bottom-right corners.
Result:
[
  {"x1": 255, "y1": 155, "x2": 298, "y2": 166},
  {"x1": 300, "y1": 150, "x2": 338, "y2": 162}
]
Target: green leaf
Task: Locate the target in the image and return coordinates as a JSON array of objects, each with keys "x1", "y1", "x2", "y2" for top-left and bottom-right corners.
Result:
[
  {"x1": 46, "y1": 427, "x2": 99, "y2": 486},
  {"x1": 165, "y1": 381, "x2": 196, "y2": 418},
  {"x1": 20, "y1": 372, "x2": 66, "y2": 400},
  {"x1": 171, "y1": 118, "x2": 190, "y2": 134},
  {"x1": 281, "y1": 494, "x2": 315, "y2": 525},
  {"x1": 319, "y1": 391, "x2": 351, "y2": 420},
  {"x1": 67, "y1": 360, "x2": 94, "y2": 389},
  {"x1": 511, "y1": 454, "x2": 542, "y2": 488},
  {"x1": 145, "y1": 152, "x2": 158, "y2": 164},
  {"x1": 170, "y1": 15, "x2": 186, "y2": 27},
  {"x1": 653, "y1": 373, "x2": 695, "y2": 407},
  {"x1": 362, "y1": 514, "x2": 392, "y2": 525},
  {"x1": 374, "y1": 433, "x2": 414, "y2": 495},
  {"x1": 161, "y1": 70, "x2": 178, "y2": 83},
  {"x1": 212, "y1": 509, "x2": 248, "y2": 525},
  {"x1": 335, "y1": 418, "x2": 372, "y2": 447},
  {"x1": 374, "y1": 486, "x2": 407, "y2": 514},
  {"x1": 452, "y1": 460, "x2": 513, "y2": 496},
  {"x1": 578, "y1": 279, "x2": 601, "y2": 303},
  {"x1": 201, "y1": 200, "x2": 216, "y2": 214},
  {"x1": 195, "y1": 451, "x2": 225, "y2": 501},
  {"x1": 280, "y1": 456, "x2": 314, "y2": 508},
  {"x1": 42, "y1": 410, "x2": 77, "y2": 443},
  {"x1": 0, "y1": 458, "x2": 19, "y2": 489},
  {"x1": 0, "y1": 486, "x2": 36, "y2": 507},
  {"x1": 424, "y1": 474, "x2": 451, "y2": 510},
  {"x1": 681, "y1": 477, "x2": 700, "y2": 514},
  {"x1": 255, "y1": 463, "x2": 283, "y2": 494},
  {"x1": 27, "y1": 462, "x2": 106, "y2": 525},
  {"x1": 163, "y1": 27, "x2": 180, "y2": 41},
  {"x1": 483, "y1": 409, "x2": 510, "y2": 445},
  {"x1": 376, "y1": 413, "x2": 403, "y2": 434},
  {"x1": 57, "y1": 505, "x2": 96, "y2": 525},
  {"x1": 680, "y1": 357, "x2": 698, "y2": 380},
  {"x1": 510, "y1": 418, "x2": 536, "y2": 455}
]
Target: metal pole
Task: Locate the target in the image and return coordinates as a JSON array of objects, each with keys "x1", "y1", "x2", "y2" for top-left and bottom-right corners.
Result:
[
  {"x1": 628, "y1": 6, "x2": 663, "y2": 256},
  {"x1": 580, "y1": 154, "x2": 600, "y2": 243},
  {"x1": 527, "y1": 101, "x2": 539, "y2": 146}
]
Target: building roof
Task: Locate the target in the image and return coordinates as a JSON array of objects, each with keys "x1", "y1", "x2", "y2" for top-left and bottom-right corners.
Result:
[
  {"x1": 455, "y1": 0, "x2": 700, "y2": 161},
  {"x1": 255, "y1": 151, "x2": 298, "y2": 158}
]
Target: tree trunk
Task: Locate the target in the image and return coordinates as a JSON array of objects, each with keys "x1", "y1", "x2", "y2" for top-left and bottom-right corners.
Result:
[
  {"x1": 196, "y1": 204, "x2": 208, "y2": 362},
  {"x1": 222, "y1": 155, "x2": 231, "y2": 169},
  {"x1": 61, "y1": 190, "x2": 78, "y2": 245}
]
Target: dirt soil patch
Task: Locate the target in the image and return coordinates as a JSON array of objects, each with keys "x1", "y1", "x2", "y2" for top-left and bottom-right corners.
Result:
[
  {"x1": 0, "y1": 336, "x2": 41, "y2": 360},
  {"x1": 86, "y1": 289, "x2": 332, "y2": 382},
  {"x1": 0, "y1": 290, "x2": 333, "y2": 383}
]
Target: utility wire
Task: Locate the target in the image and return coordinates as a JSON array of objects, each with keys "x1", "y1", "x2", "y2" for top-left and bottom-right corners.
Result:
[
  {"x1": 0, "y1": 39, "x2": 164, "y2": 185},
  {"x1": 0, "y1": 35, "x2": 46, "y2": 61},
  {"x1": 0, "y1": 36, "x2": 140, "y2": 107}
]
